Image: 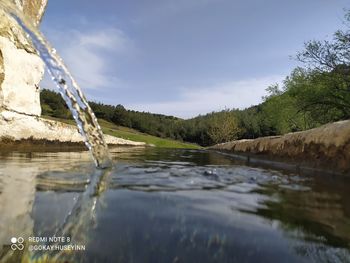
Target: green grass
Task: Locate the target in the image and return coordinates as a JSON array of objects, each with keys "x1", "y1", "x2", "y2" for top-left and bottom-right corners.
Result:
[{"x1": 43, "y1": 116, "x2": 201, "y2": 149}]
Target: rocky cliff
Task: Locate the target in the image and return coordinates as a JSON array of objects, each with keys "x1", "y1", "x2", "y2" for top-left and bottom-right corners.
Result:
[
  {"x1": 22, "y1": 0, "x2": 48, "y2": 25},
  {"x1": 0, "y1": 6, "x2": 44, "y2": 116},
  {"x1": 210, "y1": 120, "x2": 350, "y2": 175}
]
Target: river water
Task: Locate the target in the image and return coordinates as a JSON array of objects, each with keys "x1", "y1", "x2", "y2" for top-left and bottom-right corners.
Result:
[{"x1": 0, "y1": 147, "x2": 349, "y2": 262}]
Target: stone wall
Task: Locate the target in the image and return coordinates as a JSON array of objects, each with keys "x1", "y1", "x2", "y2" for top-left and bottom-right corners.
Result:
[{"x1": 210, "y1": 120, "x2": 350, "y2": 175}]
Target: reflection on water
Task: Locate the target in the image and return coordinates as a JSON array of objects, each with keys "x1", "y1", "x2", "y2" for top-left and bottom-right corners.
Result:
[{"x1": 0, "y1": 147, "x2": 349, "y2": 262}]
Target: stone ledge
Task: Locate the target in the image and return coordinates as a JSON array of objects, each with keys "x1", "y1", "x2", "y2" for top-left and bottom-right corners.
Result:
[
  {"x1": 0, "y1": 110, "x2": 146, "y2": 147},
  {"x1": 209, "y1": 120, "x2": 350, "y2": 175}
]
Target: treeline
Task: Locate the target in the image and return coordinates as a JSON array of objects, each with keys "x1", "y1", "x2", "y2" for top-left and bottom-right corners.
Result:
[
  {"x1": 41, "y1": 10, "x2": 350, "y2": 146},
  {"x1": 40, "y1": 90, "x2": 183, "y2": 138}
]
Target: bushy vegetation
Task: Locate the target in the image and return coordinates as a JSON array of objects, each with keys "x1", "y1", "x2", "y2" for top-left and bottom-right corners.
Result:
[{"x1": 41, "y1": 10, "x2": 350, "y2": 147}]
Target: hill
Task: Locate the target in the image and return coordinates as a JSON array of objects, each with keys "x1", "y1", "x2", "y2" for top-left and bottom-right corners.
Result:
[{"x1": 42, "y1": 115, "x2": 200, "y2": 149}]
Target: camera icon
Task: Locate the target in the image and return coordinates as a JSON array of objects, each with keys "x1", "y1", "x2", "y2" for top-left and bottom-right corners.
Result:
[{"x1": 10, "y1": 237, "x2": 24, "y2": 251}]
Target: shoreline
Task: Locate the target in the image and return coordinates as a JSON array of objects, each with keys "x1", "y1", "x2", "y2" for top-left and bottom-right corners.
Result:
[
  {"x1": 209, "y1": 120, "x2": 350, "y2": 176},
  {"x1": 0, "y1": 110, "x2": 146, "y2": 148}
]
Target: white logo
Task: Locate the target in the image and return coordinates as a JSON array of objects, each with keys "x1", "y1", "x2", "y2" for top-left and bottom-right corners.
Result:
[{"x1": 11, "y1": 237, "x2": 24, "y2": 251}]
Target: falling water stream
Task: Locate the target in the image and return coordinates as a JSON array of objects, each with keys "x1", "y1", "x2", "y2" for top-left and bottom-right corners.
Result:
[
  {"x1": 0, "y1": 0, "x2": 112, "y2": 169},
  {"x1": 0, "y1": 2, "x2": 114, "y2": 261}
]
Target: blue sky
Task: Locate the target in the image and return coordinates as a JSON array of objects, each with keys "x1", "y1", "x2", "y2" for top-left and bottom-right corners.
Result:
[{"x1": 40, "y1": 0, "x2": 349, "y2": 118}]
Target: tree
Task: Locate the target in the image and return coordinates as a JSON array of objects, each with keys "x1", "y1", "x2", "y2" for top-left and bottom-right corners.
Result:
[
  {"x1": 40, "y1": 89, "x2": 71, "y2": 119},
  {"x1": 292, "y1": 9, "x2": 350, "y2": 122},
  {"x1": 208, "y1": 111, "x2": 241, "y2": 144},
  {"x1": 296, "y1": 10, "x2": 350, "y2": 72},
  {"x1": 112, "y1": 104, "x2": 131, "y2": 127}
]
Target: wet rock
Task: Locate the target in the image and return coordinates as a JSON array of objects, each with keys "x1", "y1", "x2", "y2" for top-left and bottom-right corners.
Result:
[
  {"x1": 22, "y1": 0, "x2": 48, "y2": 25},
  {"x1": 0, "y1": 9, "x2": 37, "y2": 53}
]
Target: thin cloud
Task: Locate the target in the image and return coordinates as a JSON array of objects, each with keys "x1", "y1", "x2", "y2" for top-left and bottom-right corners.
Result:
[
  {"x1": 41, "y1": 26, "x2": 132, "y2": 90},
  {"x1": 78, "y1": 29, "x2": 129, "y2": 52},
  {"x1": 129, "y1": 75, "x2": 284, "y2": 118}
]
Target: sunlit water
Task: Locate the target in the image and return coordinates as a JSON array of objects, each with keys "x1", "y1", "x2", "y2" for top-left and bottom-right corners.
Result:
[
  {"x1": 0, "y1": 147, "x2": 349, "y2": 262},
  {"x1": 0, "y1": 0, "x2": 112, "y2": 168}
]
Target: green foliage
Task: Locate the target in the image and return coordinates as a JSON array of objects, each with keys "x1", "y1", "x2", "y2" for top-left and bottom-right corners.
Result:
[
  {"x1": 284, "y1": 68, "x2": 350, "y2": 124},
  {"x1": 293, "y1": 9, "x2": 350, "y2": 120},
  {"x1": 207, "y1": 111, "x2": 240, "y2": 144},
  {"x1": 40, "y1": 89, "x2": 71, "y2": 119},
  {"x1": 261, "y1": 82, "x2": 307, "y2": 134},
  {"x1": 89, "y1": 102, "x2": 115, "y2": 121},
  {"x1": 111, "y1": 104, "x2": 132, "y2": 127},
  {"x1": 235, "y1": 106, "x2": 262, "y2": 139}
]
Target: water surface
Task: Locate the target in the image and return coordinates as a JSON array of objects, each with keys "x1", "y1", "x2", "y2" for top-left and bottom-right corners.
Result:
[{"x1": 0, "y1": 147, "x2": 349, "y2": 262}]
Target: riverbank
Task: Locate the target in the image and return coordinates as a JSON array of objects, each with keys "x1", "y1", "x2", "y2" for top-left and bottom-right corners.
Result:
[
  {"x1": 43, "y1": 116, "x2": 201, "y2": 149},
  {"x1": 0, "y1": 111, "x2": 200, "y2": 149},
  {"x1": 209, "y1": 120, "x2": 350, "y2": 175},
  {"x1": 0, "y1": 110, "x2": 146, "y2": 148}
]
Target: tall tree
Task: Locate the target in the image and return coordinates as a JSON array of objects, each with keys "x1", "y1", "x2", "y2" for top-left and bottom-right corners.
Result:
[
  {"x1": 292, "y1": 9, "x2": 350, "y2": 121},
  {"x1": 208, "y1": 111, "x2": 241, "y2": 144}
]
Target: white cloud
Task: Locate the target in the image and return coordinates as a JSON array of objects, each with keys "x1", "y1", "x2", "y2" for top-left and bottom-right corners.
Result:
[
  {"x1": 41, "y1": 26, "x2": 131, "y2": 90},
  {"x1": 78, "y1": 29, "x2": 129, "y2": 52},
  {"x1": 129, "y1": 75, "x2": 284, "y2": 119}
]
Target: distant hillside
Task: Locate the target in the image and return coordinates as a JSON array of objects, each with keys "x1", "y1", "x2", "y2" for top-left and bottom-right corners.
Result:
[{"x1": 42, "y1": 114, "x2": 200, "y2": 149}]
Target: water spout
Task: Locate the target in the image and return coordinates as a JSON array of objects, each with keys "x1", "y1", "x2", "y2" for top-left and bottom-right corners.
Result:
[{"x1": 1, "y1": 0, "x2": 112, "y2": 168}]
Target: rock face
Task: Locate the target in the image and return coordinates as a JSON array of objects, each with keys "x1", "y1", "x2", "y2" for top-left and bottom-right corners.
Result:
[
  {"x1": 210, "y1": 120, "x2": 350, "y2": 175},
  {"x1": 0, "y1": 35, "x2": 44, "y2": 116},
  {"x1": 21, "y1": 0, "x2": 48, "y2": 25},
  {"x1": 0, "y1": 110, "x2": 146, "y2": 147},
  {"x1": 0, "y1": 0, "x2": 46, "y2": 116}
]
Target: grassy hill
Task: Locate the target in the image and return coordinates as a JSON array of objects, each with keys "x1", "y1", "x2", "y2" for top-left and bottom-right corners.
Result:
[{"x1": 43, "y1": 116, "x2": 201, "y2": 149}]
